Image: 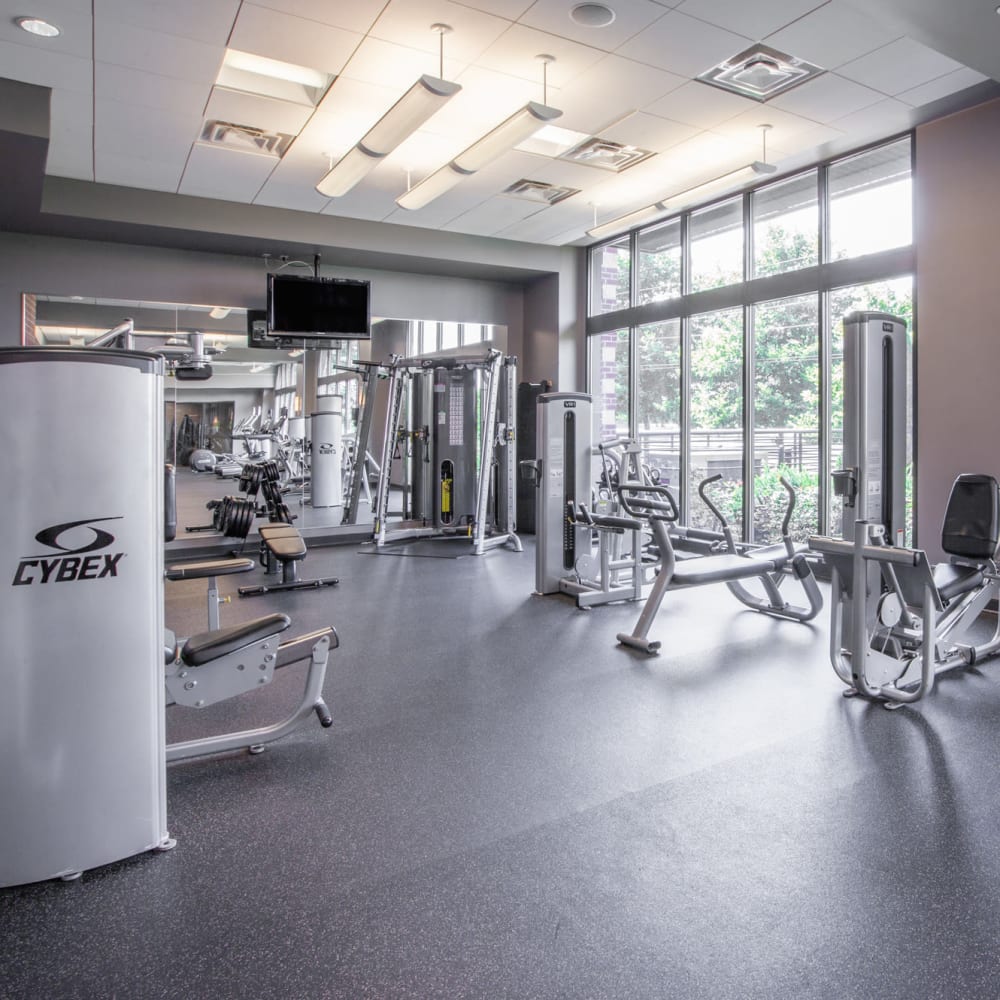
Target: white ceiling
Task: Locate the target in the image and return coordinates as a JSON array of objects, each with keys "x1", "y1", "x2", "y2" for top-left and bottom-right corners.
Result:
[{"x1": 0, "y1": 0, "x2": 996, "y2": 246}]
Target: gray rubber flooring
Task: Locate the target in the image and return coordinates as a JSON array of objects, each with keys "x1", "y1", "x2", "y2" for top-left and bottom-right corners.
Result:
[{"x1": 3, "y1": 537, "x2": 1000, "y2": 999}]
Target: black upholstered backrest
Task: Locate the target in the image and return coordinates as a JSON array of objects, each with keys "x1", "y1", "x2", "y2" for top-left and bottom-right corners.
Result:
[{"x1": 941, "y1": 474, "x2": 1000, "y2": 559}]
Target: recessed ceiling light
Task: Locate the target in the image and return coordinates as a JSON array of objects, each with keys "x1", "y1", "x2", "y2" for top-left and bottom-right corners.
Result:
[
  {"x1": 570, "y1": 3, "x2": 616, "y2": 27},
  {"x1": 15, "y1": 16, "x2": 60, "y2": 37}
]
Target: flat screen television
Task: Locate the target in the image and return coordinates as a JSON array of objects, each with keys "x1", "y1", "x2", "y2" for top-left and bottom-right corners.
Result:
[{"x1": 266, "y1": 274, "x2": 371, "y2": 340}]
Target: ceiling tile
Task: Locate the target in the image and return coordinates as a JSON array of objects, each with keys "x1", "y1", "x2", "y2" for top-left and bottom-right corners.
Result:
[
  {"x1": 476, "y1": 23, "x2": 607, "y2": 89},
  {"x1": 94, "y1": 98, "x2": 204, "y2": 159},
  {"x1": 769, "y1": 73, "x2": 884, "y2": 124},
  {"x1": 246, "y1": 0, "x2": 385, "y2": 34},
  {"x1": 455, "y1": 0, "x2": 534, "y2": 18},
  {"x1": 94, "y1": 22, "x2": 224, "y2": 83},
  {"x1": 94, "y1": 150, "x2": 186, "y2": 192},
  {"x1": 895, "y1": 66, "x2": 989, "y2": 108},
  {"x1": 711, "y1": 104, "x2": 831, "y2": 147},
  {"x1": 763, "y1": 0, "x2": 902, "y2": 70},
  {"x1": 828, "y1": 96, "x2": 912, "y2": 140},
  {"x1": 643, "y1": 79, "x2": 751, "y2": 128},
  {"x1": 253, "y1": 178, "x2": 332, "y2": 213},
  {"x1": 760, "y1": 121, "x2": 843, "y2": 157},
  {"x1": 368, "y1": 0, "x2": 513, "y2": 64},
  {"x1": 599, "y1": 111, "x2": 698, "y2": 151},
  {"x1": 95, "y1": 0, "x2": 238, "y2": 45},
  {"x1": 518, "y1": 0, "x2": 669, "y2": 52},
  {"x1": 0, "y1": 38, "x2": 92, "y2": 92},
  {"x1": 204, "y1": 87, "x2": 314, "y2": 136},
  {"x1": 0, "y1": 5, "x2": 93, "y2": 58},
  {"x1": 555, "y1": 54, "x2": 686, "y2": 134},
  {"x1": 616, "y1": 9, "x2": 752, "y2": 79},
  {"x1": 339, "y1": 36, "x2": 469, "y2": 90},
  {"x1": 95, "y1": 62, "x2": 208, "y2": 114},
  {"x1": 442, "y1": 197, "x2": 545, "y2": 236},
  {"x1": 497, "y1": 198, "x2": 600, "y2": 242},
  {"x1": 674, "y1": 0, "x2": 827, "y2": 42},
  {"x1": 229, "y1": 4, "x2": 362, "y2": 75},
  {"x1": 179, "y1": 143, "x2": 279, "y2": 201},
  {"x1": 836, "y1": 37, "x2": 966, "y2": 96}
]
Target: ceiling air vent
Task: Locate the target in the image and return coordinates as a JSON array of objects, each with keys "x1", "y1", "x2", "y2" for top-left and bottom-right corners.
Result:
[
  {"x1": 503, "y1": 179, "x2": 580, "y2": 206},
  {"x1": 697, "y1": 44, "x2": 823, "y2": 102},
  {"x1": 559, "y1": 138, "x2": 653, "y2": 172},
  {"x1": 199, "y1": 120, "x2": 293, "y2": 157}
]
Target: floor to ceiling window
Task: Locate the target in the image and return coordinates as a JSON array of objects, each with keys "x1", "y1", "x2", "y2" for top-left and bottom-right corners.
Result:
[{"x1": 586, "y1": 135, "x2": 914, "y2": 542}]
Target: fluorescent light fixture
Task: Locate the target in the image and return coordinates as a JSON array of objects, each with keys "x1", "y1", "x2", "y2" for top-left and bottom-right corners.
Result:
[
  {"x1": 317, "y1": 75, "x2": 461, "y2": 198},
  {"x1": 587, "y1": 161, "x2": 776, "y2": 240},
  {"x1": 397, "y1": 101, "x2": 562, "y2": 211},
  {"x1": 208, "y1": 307, "x2": 232, "y2": 319},
  {"x1": 16, "y1": 16, "x2": 60, "y2": 37},
  {"x1": 223, "y1": 49, "x2": 329, "y2": 90}
]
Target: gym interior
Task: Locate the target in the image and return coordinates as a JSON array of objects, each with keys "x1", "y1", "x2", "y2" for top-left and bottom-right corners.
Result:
[{"x1": 2, "y1": 2, "x2": 1000, "y2": 997}]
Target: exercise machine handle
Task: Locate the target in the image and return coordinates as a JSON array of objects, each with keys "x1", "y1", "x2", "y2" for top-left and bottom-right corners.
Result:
[
  {"x1": 779, "y1": 476, "x2": 796, "y2": 538},
  {"x1": 618, "y1": 482, "x2": 679, "y2": 522},
  {"x1": 697, "y1": 474, "x2": 727, "y2": 529}
]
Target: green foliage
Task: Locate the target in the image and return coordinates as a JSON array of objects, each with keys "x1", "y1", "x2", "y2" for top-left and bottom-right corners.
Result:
[{"x1": 688, "y1": 466, "x2": 820, "y2": 544}]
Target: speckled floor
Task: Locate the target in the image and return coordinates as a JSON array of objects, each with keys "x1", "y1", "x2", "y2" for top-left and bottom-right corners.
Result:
[{"x1": 3, "y1": 537, "x2": 1000, "y2": 1000}]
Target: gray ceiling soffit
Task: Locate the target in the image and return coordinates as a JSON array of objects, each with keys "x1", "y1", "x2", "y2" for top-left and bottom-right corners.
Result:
[
  {"x1": 0, "y1": 79, "x2": 51, "y2": 139},
  {"x1": 844, "y1": 0, "x2": 1000, "y2": 82},
  {"x1": 38, "y1": 177, "x2": 573, "y2": 281}
]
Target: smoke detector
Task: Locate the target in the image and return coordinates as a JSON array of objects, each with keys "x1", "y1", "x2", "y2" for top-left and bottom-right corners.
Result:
[
  {"x1": 697, "y1": 44, "x2": 823, "y2": 102},
  {"x1": 560, "y1": 137, "x2": 653, "y2": 172},
  {"x1": 503, "y1": 179, "x2": 580, "y2": 206}
]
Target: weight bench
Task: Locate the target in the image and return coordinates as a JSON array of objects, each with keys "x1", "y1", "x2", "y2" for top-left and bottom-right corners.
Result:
[
  {"x1": 238, "y1": 523, "x2": 338, "y2": 597},
  {"x1": 166, "y1": 557, "x2": 255, "y2": 630},
  {"x1": 165, "y1": 614, "x2": 338, "y2": 761}
]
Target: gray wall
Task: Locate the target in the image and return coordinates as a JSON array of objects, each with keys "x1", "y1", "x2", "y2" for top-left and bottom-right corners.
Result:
[{"x1": 914, "y1": 97, "x2": 1000, "y2": 559}]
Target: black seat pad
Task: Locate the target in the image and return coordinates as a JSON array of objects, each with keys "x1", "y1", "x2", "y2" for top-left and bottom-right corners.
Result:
[
  {"x1": 933, "y1": 562, "x2": 984, "y2": 603},
  {"x1": 166, "y1": 557, "x2": 255, "y2": 580},
  {"x1": 181, "y1": 613, "x2": 291, "y2": 666},
  {"x1": 671, "y1": 553, "x2": 777, "y2": 586},
  {"x1": 259, "y1": 524, "x2": 306, "y2": 561}
]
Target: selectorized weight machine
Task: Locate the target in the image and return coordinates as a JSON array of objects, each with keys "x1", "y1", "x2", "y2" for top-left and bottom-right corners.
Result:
[
  {"x1": 0, "y1": 348, "x2": 338, "y2": 888},
  {"x1": 810, "y1": 312, "x2": 1000, "y2": 707},
  {"x1": 524, "y1": 392, "x2": 822, "y2": 643},
  {"x1": 371, "y1": 349, "x2": 521, "y2": 555}
]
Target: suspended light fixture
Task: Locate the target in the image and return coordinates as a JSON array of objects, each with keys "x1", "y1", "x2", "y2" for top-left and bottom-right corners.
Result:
[
  {"x1": 588, "y1": 125, "x2": 777, "y2": 240},
  {"x1": 316, "y1": 25, "x2": 461, "y2": 198},
  {"x1": 397, "y1": 55, "x2": 563, "y2": 211}
]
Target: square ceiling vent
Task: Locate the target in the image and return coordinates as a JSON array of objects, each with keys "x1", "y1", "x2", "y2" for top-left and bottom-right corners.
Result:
[
  {"x1": 199, "y1": 120, "x2": 293, "y2": 157},
  {"x1": 697, "y1": 44, "x2": 822, "y2": 102},
  {"x1": 503, "y1": 179, "x2": 580, "y2": 206},
  {"x1": 560, "y1": 137, "x2": 653, "y2": 172}
]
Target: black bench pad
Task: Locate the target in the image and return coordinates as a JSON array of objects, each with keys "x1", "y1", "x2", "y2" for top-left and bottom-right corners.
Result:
[
  {"x1": 933, "y1": 562, "x2": 984, "y2": 603},
  {"x1": 166, "y1": 557, "x2": 255, "y2": 581},
  {"x1": 181, "y1": 613, "x2": 291, "y2": 666},
  {"x1": 259, "y1": 524, "x2": 307, "y2": 561},
  {"x1": 671, "y1": 553, "x2": 777, "y2": 586}
]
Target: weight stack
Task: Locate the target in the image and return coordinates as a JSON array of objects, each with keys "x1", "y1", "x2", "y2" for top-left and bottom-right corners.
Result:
[
  {"x1": 516, "y1": 381, "x2": 552, "y2": 534},
  {"x1": 311, "y1": 400, "x2": 343, "y2": 508},
  {"x1": 0, "y1": 348, "x2": 169, "y2": 887}
]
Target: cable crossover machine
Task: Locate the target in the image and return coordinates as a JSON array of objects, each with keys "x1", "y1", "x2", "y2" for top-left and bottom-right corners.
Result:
[{"x1": 371, "y1": 349, "x2": 521, "y2": 555}]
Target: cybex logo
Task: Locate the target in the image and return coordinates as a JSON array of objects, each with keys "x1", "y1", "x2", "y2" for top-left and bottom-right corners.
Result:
[{"x1": 12, "y1": 517, "x2": 125, "y2": 587}]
